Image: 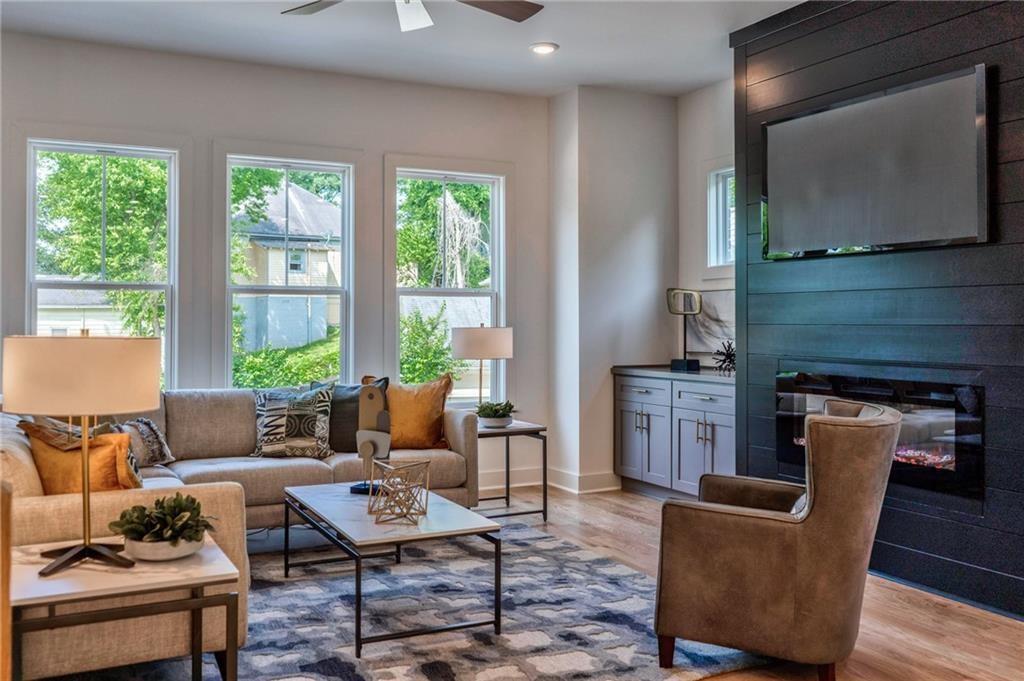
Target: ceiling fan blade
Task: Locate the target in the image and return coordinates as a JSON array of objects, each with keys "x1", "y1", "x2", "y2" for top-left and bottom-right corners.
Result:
[
  {"x1": 282, "y1": 1, "x2": 341, "y2": 16},
  {"x1": 457, "y1": 0, "x2": 544, "y2": 23},
  {"x1": 395, "y1": 0, "x2": 434, "y2": 32}
]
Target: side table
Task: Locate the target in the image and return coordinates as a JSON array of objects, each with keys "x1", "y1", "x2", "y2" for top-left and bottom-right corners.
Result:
[
  {"x1": 477, "y1": 419, "x2": 547, "y2": 520},
  {"x1": 10, "y1": 534, "x2": 239, "y2": 681}
]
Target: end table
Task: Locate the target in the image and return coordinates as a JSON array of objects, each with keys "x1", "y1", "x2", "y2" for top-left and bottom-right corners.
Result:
[
  {"x1": 476, "y1": 419, "x2": 547, "y2": 520},
  {"x1": 10, "y1": 534, "x2": 239, "y2": 681}
]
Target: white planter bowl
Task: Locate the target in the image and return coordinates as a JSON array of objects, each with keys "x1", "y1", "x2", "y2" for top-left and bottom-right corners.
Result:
[
  {"x1": 479, "y1": 416, "x2": 513, "y2": 429},
  {"x1": 124, "y1": 537, "x2": 203, "y2": 562}
]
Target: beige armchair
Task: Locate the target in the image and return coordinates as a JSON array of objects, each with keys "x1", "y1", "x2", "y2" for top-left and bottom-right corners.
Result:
[{"x1": 655, "y1": 399, "x2": 902, "y2": 681}]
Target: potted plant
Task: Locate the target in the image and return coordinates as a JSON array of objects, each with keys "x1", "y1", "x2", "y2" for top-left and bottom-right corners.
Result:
[
  {"x1": 477, "y1": 400, "x2": 515, "y2": 428},
  {"x1": 109, "y1": 492, "x2": 215, "y2": 562}
]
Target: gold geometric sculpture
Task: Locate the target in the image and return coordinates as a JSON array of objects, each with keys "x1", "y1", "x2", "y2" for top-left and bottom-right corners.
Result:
[{"x1": 368, "y1": 459, "x2": 431, "y2": 524}]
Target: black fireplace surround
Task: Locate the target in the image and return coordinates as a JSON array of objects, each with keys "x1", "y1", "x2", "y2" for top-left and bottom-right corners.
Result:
[{"x1": 776, "y1": 372, "x2": 985, "y2": 506}]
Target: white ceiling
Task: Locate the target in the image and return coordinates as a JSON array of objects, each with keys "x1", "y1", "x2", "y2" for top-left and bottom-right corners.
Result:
[{"x1": 0, "y1": 0, "x2": 797, "y2": 96}]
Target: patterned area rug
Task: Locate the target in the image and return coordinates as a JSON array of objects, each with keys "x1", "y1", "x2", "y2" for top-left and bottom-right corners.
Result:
[{"x1": 83, "y1": 523, "x2": 765, "y2": 680}]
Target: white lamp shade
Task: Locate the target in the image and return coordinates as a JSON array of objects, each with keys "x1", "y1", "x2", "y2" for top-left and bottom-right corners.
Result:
[
  {"x1": 451, "y1": 326, "x2": 513, "y2": 360},
  {"x1": 2, "y1": 336, "x2": 162, "y2": 415}
]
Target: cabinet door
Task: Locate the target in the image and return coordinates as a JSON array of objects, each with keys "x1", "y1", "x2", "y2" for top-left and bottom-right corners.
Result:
[
  {"x1": 672, "y1": 408, "x2": 707, "y2": 496},
  {"x1": 641, "y1": 403, "x2": 672, "y2": 488},
  {"x1": 706, "y1": 412, "x2": 736, "y2": 476},
  {"x1": 615, "y1": 400, "x2": 644, "y2": 479}
]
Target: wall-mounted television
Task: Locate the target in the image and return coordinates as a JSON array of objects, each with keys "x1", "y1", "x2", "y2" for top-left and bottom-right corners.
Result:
[{"x1": 761, "y1": 65, "x2": 988, "y2": 260}]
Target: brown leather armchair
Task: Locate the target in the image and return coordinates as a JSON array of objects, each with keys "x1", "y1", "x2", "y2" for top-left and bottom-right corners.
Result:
[{"x1": 655, "y1": 399, "x2": 902, "y2": 681}]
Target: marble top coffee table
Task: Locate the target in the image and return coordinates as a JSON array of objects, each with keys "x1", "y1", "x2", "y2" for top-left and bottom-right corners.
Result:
[
  {"x1": 283, "y1": 482, "x2": 502, "y2": 658},
  {"x1": 10, "y1": 534, "x2": 239, "y2": 680}
]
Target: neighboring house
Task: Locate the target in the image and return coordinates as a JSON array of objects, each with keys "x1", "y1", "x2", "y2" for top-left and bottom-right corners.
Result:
[
  {"x1": 36, "y1": 288, "x2": 125, "y2": 337},
  {"x1": 233, "y1": 181, "x2": 343, "y2": 352}
]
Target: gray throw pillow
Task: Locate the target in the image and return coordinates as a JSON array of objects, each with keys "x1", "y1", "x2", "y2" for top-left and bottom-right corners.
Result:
[
  {"x1": 113, "y1": 417, "x2": 174, "y2": 467},
  {"x1": 254, "y1": 386, "x2": 332, "y2": 459},
  {"x1": 312, "y1": 378, "x2": 389, "y2": 454}
]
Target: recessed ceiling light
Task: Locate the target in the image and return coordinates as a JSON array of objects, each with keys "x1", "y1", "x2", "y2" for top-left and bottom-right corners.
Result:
[{"x1": 530, "y1": 42, "x2": 559, "y2": 56}]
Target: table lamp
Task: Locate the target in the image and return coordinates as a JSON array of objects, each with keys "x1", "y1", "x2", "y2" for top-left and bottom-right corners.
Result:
[
  {"x1": 667, "y1": 288, "x2": 703, "y2": 373},
  {"x1": 451, "y1": 325, "x2": 513, "y2": 405},
  {"x1": 2, "y1": 334, "x2": 161, "y2": 576}
]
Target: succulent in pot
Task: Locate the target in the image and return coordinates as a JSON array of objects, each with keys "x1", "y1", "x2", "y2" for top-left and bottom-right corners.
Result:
[
  {"x1": 477, "y1": 401, "x2": 515, "y2": 428},
  {"x1": 109, "y1": 492, "x2": 215, "y2": 562}
]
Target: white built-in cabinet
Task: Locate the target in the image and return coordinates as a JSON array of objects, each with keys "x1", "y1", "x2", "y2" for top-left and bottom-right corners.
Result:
[{"x1": 613, "y1": 367, "x2": 736, "y2": 495}]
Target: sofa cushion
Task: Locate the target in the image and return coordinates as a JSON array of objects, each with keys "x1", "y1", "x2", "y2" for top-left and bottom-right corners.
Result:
[
  {"x1": 169, "y1": 456, "x2": 331, "y2": 506},
  {"x1": 164, "y1": 390, "x2": 257, "y2": 460},
  {"x1": 326, "y1": 449, "x2": 466, "y2": 489},
  {"x1": 0, "y1": 414, "x2": 45, "y2": 497}
]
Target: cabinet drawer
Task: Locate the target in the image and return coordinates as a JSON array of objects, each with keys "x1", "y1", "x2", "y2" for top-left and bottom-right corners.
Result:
[
  {"x1": 672, "y1": 381, "x2": 735, "y2": 414},
  {"x1": 615, "y1": 376, "x2": 671, "y2": 406}
]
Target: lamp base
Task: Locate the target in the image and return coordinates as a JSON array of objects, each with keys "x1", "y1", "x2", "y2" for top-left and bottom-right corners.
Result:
[
  {"x1": 670, "y1": 358, "x2": 701, "y2": 373},
  {"x1": 39, "y1": 542, "x2": 134, "y2": 577}
]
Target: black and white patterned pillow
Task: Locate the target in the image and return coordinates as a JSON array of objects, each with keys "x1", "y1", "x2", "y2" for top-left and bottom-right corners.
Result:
[{"x1": 254, "y1": 386, "x2": 332, "y2": 459}]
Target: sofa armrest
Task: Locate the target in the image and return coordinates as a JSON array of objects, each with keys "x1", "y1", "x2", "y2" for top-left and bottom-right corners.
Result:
[{"x1": 444, "y1": 409, "x2": 478, "y2": 506}]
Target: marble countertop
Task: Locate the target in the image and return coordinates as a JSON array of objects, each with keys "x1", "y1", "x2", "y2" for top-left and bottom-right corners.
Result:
[
  {"x1": 11, "y1": 535, "x2": 238, "y2": 608},
  {"x1": 612, "y1": 365, "x2": 736, "y2": 385}
]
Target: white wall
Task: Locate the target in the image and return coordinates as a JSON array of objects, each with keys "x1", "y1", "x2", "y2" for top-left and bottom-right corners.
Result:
[
  {"x1": 0, "y1": 32, "x2": 549, "y2": 485},
  {"x1": 676, "y1": 78, "x2": 735, "y2": 356},
  {"x1": 548, "y1": 89, "x2": 581, "y2": 489},
  {"x1": 578, "y1": 86, "x2": 678, "y2": 488},
  {"x1": 548, "y1": 86, "x2": 678, "y2": 492}
]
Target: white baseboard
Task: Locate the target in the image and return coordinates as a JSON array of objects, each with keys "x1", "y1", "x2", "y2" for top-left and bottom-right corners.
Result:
[{"x1": 478, "y1": 466, "x2": 621, "y2": 495}]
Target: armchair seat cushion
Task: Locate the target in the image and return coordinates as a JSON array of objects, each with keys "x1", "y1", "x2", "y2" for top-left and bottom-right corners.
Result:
[
  {"x1": 169, "y1": 456, "x2": 331, "y2": 506},
  {"x1": 326, "y1": 449, "x2": 466, "y2": 488}
]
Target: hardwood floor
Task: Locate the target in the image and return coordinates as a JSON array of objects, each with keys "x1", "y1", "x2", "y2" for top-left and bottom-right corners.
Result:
[{"x1": 478, "y1": 486, "x2": 1024, "y2": 681}]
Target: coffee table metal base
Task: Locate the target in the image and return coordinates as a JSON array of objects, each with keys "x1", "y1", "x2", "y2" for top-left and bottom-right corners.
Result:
[{"x1": 284, "y1": 497, "x2": 501, "y2": 658}]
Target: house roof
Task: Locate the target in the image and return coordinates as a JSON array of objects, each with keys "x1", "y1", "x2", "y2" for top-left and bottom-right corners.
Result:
[
  {"x1": 37, "y1": 288, "x2": 110, "y2": 307},
  {"x1": 234, "y1": 181, "x2": 341, "y2": 243}
]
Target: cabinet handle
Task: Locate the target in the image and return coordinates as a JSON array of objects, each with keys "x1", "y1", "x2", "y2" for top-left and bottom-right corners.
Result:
[
  {"x1": 706, "y1": 418, "x2": 715, "y2": 452},
  {"x1": 696, "y1": 419, "x2": 704, "y2": 444},
  {"x1": 693, "y1": 394, "x2": 715, "y2": 402},
  {"x1": 630, "y1": 388, "x2": 651, "y2": 394},
  {"x1": 634, "y1": 411, "x2": 641, "y2": 431}
]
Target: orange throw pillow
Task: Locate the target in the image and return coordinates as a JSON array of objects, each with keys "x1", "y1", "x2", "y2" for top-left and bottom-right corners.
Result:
[
  {"x1": 376, "y1": 374, "x2": 452, "y2": 449},
  {"x1": 28, "y1": 433, "x2": 141, "y2": 495}
]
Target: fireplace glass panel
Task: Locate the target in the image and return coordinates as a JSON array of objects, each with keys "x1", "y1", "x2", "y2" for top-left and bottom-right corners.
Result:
[{"x1": 776, "y1": 373, "x2": 984, "y2": 501}]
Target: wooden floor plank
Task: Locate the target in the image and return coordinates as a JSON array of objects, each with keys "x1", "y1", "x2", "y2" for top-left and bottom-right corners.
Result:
[{"x1": 479, "y1": 486, "x2": 1024, "y2": 681}]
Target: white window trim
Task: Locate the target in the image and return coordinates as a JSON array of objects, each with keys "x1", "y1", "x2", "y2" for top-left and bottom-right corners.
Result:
[
  {"x1": 384, "y1": 154, "x2": 514, "y2": 407},
  {"x1": 707, "y1": 166, "x2": 736, "y2": 269},
  {"x1": 26, "y1": 138, "x2": 179, "y2": 386},
  {"x1": 224, "y1": 153, "x2": 354, "y2": 387},
  {"x1": 702, "y1": 153, "x2": 736, "y2": 282}
]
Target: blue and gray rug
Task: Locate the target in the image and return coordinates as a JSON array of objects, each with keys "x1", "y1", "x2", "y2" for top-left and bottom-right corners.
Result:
[{"x1": 84, "y1": 523, "x2": 765, "y2": 680}]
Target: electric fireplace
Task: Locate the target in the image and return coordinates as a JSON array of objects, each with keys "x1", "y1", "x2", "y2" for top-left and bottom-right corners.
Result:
[{"x1": 776, "y1": 372, "x2": 984, "y2": 501}]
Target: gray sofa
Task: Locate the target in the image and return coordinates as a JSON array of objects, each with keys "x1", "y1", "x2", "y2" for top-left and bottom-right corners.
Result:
[
  {"x1": 135, "y1": 389, "x2": 479, "y2": 527},
  {"x1": 3, "y1": 388, "x2": 480, "y2": 528}
]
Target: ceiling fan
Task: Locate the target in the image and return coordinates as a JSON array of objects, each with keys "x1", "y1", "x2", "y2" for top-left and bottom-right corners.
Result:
[{"x1": 282, "y1": 0, "x2": 544, "y2": 33}]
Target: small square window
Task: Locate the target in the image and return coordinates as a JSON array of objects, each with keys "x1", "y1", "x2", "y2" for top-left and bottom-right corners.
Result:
[
  {"x1": 288, "y1": 249, "x2": 307, "y2": 273},
  {"x1": 708, "y1": 168, "x2": 736, "y2": 268}
]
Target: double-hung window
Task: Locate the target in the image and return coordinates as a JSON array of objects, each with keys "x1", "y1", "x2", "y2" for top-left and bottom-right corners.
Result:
[
  {"x1": 395, "y1": 170, "x2": 504, "y2": 403},
  {"x1": 227, "y1": 156, "x2": 351, "y2": 388},
  {"x1": 707, "y1": 167, "x2": 737, "y2": 268},
  {"x1": 29, "y1": 140, "x2": 176, "y2": 383}
]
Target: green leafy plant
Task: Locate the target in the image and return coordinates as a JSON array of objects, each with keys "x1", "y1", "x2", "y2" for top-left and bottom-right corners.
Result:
[
  {"x1": 109, "y1": 493, "x2": 215, "y2": 546},
  {"x1": 477, "y1": 401, "x2": 514, "y2": 418}
]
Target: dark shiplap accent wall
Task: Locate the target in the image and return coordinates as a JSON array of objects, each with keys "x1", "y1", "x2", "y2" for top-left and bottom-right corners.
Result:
[{"x1": 732, "y1": 1, "x2": 1024, "y2": 614}]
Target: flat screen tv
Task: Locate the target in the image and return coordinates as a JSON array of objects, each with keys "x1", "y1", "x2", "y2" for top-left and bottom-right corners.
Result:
[{"x1": 762, "y1": 65, "x2": 988, "y2": 260}]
